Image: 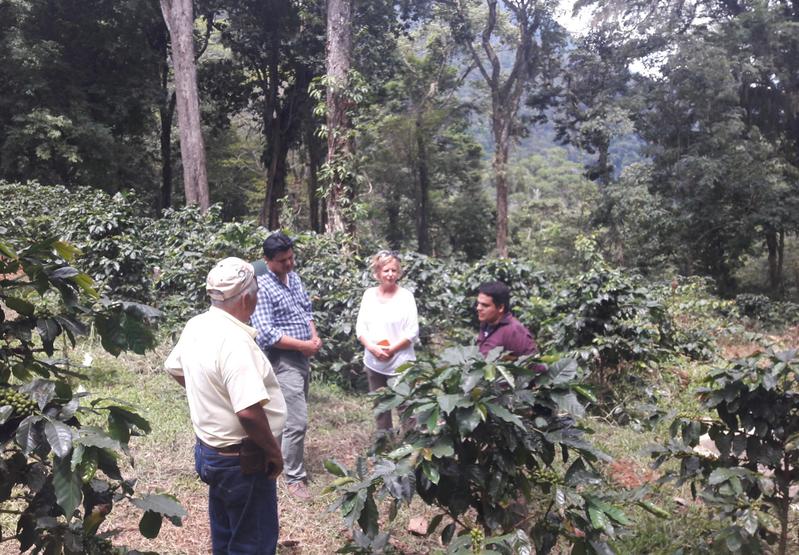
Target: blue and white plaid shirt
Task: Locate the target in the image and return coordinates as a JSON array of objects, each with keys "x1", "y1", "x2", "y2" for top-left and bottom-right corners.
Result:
[{"x1": 251, "y1": 269, "x2": 313, "y2": 351}]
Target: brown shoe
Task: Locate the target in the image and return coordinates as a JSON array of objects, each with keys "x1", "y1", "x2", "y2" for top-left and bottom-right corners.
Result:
[{"x1": 286, "y1": 481, "x2": 312, "y2": 501}]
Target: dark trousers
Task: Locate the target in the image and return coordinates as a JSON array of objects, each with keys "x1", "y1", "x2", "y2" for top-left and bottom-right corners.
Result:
[
  {"x1": 195, "y1": 441, "x2": 278, "y2": 555},
  {"x1": 367, "y1": 368, "x2": 393, "y2": 430}
]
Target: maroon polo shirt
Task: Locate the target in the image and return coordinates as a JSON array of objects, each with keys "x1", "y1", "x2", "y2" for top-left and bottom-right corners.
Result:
[{"x1": 477, "y1": 313, "x2": 537, "y2": 358}]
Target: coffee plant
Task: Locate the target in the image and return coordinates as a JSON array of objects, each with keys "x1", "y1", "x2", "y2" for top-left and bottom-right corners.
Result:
[
  {"x1": 650, "y1": 348, "x2": 799, "y2": 554},
  {"x1": 0, "y1": 233, "x2": 184, "y2": 553},
  {"x1": 325, "y1": 346, "x2": 631, "y2": 554},
  {"x1": 1, "y1": 181, "x2": 154, "y2": 302},
  {"x1": 536, "y1": 237, "x2": 675, "y2": 375},
  {"x1": 459, "y1": 257, "x2": 553, "y2": 334},
  {"x1": 0, "y1": 182, "x2": 735, "y2": 394}
]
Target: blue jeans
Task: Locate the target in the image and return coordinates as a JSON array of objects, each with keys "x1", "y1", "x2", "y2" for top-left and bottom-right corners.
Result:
[{"x1": 195, "y1": 441, "x2": 278, "y2": 555}]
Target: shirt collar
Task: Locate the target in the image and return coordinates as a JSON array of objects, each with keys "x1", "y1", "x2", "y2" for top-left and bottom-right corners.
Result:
[
  {"x1": 209, "y1": 306, "x2": 257, "y2": 339},
  {"x1": 482, "y1": 312, "x2": 512, "y2": 334},
  {"x1": 265, "y1": 266, "x2": 292, "y2": 287}
]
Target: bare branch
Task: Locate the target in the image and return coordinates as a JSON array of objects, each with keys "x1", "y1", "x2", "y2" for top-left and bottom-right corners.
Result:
[
  {"x1": 452, "y1": 0, "x2": 491, "y2": 84},
  {"x1": 195, "y1": 11, "x2": 216, "y2": 60}
]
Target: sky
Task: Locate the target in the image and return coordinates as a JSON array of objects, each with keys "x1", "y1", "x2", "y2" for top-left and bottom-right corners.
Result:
[{"x1": 555, "y1": 0, "x2": 595, "y2": 37}]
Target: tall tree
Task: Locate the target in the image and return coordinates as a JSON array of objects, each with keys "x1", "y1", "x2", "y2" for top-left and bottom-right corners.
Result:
[
  {"x1": 325, "y1": 0, "x2": 356, "y2": 233},
  {"x1": 156, "y1": 24, "x2": 178, "y2": 213},
  {"x1": 552, "y1": 30, "x2": 636, "y2": 188},
  {"x1": 155, "y1": 8, "x2": 218, "y2": 213},
  {"x1": 359, "y1": 28, "x2": 490, "y2": 258},
  {"x1": 207, "y1": 0, "x2": 325, "y2": 229},
  {"x1": 159, "y1": 0, "x2": 210, "y2": 211},
  {"x1": 440, "y1": 0, "x2": 565, "y2": 256}
]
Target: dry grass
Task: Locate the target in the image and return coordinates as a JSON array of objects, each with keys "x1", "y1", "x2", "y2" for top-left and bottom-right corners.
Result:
[{"x1": 17, "y1": 348, "x2": 444, "y2": 555}]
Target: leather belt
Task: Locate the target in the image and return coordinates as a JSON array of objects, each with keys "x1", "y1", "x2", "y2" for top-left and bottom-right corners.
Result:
[{"x1": 197, "y1": 437, "x2": 241, "y2": 455}]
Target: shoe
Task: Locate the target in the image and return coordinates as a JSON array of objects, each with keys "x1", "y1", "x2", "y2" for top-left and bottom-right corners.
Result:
[{"x1": 286, "y1": 481, "x2": 312, "y2": 501}]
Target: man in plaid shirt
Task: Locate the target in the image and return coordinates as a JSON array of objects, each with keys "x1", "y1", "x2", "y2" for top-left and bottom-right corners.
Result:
[{"x1": 251, "y1": 232, "x2": 322, "y2": 501}]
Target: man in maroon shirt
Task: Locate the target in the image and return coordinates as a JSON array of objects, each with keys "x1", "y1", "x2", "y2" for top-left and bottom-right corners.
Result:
[{"x1": 475, "y1": 281, "x2": 537, "y2": 358}]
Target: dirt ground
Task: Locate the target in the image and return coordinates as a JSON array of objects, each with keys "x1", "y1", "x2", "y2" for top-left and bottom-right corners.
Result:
[{"x1": 91, "y1": 385, "x2": 438, "y2": 555}]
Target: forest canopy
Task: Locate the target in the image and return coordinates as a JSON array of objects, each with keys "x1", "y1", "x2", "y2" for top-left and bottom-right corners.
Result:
[{"x1": 1, "y1": 0, "x2": 798, "y2": 297}]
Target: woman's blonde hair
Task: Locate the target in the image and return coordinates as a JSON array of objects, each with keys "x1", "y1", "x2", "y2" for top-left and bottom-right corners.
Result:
[{"x1": 370, "y1": 250, "x2": 401, "y2": 279}]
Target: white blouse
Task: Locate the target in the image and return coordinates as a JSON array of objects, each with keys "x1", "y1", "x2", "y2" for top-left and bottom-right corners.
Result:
[{"x1": 355, "y1": 286, "x2": 419, "y2": 375}]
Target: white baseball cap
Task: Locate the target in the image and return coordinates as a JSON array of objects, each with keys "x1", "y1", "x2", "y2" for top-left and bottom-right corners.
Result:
[{"x1": 206, "y1": 257, "x2": 255, "y2": 301}]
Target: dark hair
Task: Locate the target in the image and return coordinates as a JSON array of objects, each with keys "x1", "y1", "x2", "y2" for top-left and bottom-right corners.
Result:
[
  {"x1": 262, "y1": 231, "x2": 294, "y2": 259},
  {"x1": 478, "y1": 281, "x2": 511, "y2": 312}
]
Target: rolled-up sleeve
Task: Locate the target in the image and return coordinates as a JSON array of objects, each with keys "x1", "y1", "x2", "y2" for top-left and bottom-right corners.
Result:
[
  {"x1": 164, "y1": 338, "x2": 185, "y2": 378},
  {"x1": 403, "y1": 292, "x2": 419, "y2": 343},
  {"x1": 251, "y1": 279, "x2": 283, "y2": 350}
]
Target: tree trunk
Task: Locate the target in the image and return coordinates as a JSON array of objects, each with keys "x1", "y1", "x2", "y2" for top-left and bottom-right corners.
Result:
[
  {"x1": 259, "y1": 136, "x2": 288, "y2": 229},
  {"x1": 305, "y1": 114, "x2": 323, "y2": 233},
  {"x1": 159, "y1": 0, "x2": 209, "y2": 212},
  {"x1": 259, "y1": 30, "x2": 282, "y2": 228},
  {"x1": 156, "y1": 24, "x2": 175, "y2": 215},
  {"x1": 597, "y1": 138, "x2": 612, "y2": 188},
  {"x1": 158, "y1": 90, "x2": 176, "y2": 213},
  {"x1": 386, "y1": 186, "x2": 402, "y2": 250},
  {"x1": 778, "y1": 229, "x2": 784, "y2": 295},
  {"x1": 324, "y1": 0, "x2": 354, "y2": 234},
  {"x1": 258, "y1": 61, "x2": 313, "y2": 229},
  {"x1": 492, "y1": 109, "x2": 512, "y2": 257},
  {"x1": 415, "y1": 115, "x2": 430, "y2": 254},
  {"x1": 766, "y1": 228, "x2": 786, "y2": 296},
  {"x1": 451, "y1": 0, "x2": 537, "y2": 258}
]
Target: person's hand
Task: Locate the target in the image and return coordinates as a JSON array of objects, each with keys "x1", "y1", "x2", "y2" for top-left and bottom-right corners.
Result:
[
  {"x1": 299, "y1": 337, "x2": 322, "y2": 358},
  {"x1": 299, "y1": 339, "x2": 320, "y2": 358},
  {"x1": 264, "y1": 447, "x2": 284, "y2": 479},
  {"x1": 366, "y1": 343, "x2": 390, "y2": 361}
]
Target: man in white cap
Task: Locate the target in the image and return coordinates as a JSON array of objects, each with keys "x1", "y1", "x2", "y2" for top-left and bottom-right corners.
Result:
[{"x1": 165, "y1": 257, "x2": 286, "y2": 554}]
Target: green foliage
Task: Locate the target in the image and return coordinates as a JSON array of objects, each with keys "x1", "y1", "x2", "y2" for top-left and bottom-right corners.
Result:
[
  {"x1": 0, "y1": 234, "x2": 181, "y2": 553},
  {"x1": 143, "y1": 207, "x2": 267, "y2": 325},
  {"x1": 594, "y1": 163, "x2": 676, "y2": 273},
  {"x1": 535, "y1": 237, "x2": 675, "y2": 372},
  {"x1": 734, "y1": 294, "x2": 799, "y2": 329},
  {"x1": 0, "y1": 183, "x2": 728, "y2": 391},
  {"x1": 0, "y1": 180, "x2": 267, "y2": 325},
  {"x1": 400, "y1": 252, "x2": 471, "y2": 343},
  {"x1": 636, "y1": 32, "x2": 799, "y2": 295},
  {"x1": 2, "y1": 181, "x2": 156, "y2": 302},
  {"x1": 658, "y1": 277, "x2": 722, "y2": 362},
  {"x1": 357, "y1": 25, "x2": 491, "y2": 258},
  {"x1": 0, "y1": 0, "x2": 163, "y2": 192},
  {"x1": 326, "y1": 347, "x2": 629, "y2": 554},
  {"x1": 651, "y1": 348, "x2": 799, "y2": 554},
  {"x1": 508, "y1": 148, "x2": 599, "y2": 270},
  {"x1": 292, "y1": 232, "x2": 369, "y2": 386}
]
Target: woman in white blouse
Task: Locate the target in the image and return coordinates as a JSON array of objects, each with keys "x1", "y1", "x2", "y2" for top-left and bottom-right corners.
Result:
[{"x1": 355, "y1": 250, "x2": 419, "y2": 430}]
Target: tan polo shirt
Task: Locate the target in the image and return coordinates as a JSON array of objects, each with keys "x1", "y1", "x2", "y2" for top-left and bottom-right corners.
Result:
[{"x1": 165, "y1": 307, "x2": 286, "y2": 447}]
